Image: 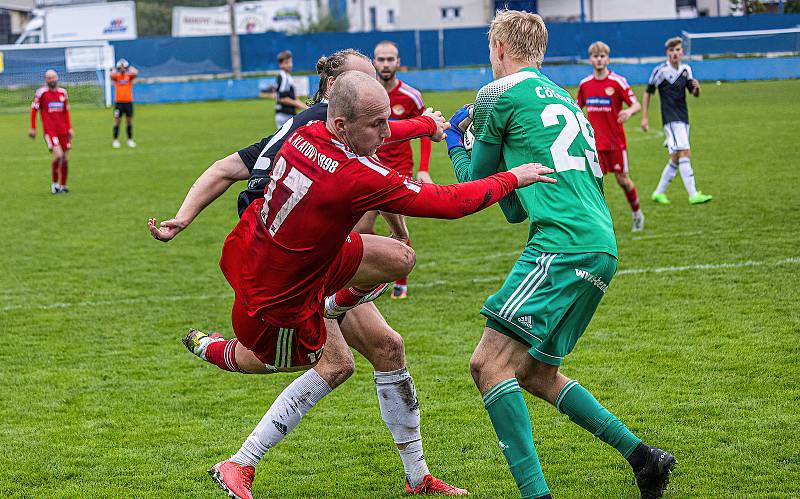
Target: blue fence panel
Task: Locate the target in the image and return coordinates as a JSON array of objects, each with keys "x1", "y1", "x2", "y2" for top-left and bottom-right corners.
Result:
[
  {"x1": 112, "y1": 35, "x2": 232, "y2": 77},
  {"x1": 418, "y1": 30, "x2": 441, "y2": 69}
]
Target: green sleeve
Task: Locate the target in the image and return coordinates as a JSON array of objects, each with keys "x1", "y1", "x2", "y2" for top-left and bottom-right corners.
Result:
[
  {"x1": 450, "y1": 138, "x2": 504, "y2": 183},
  {"x1": 498, "y1": 191, "x2": 528, "y2": 224}
]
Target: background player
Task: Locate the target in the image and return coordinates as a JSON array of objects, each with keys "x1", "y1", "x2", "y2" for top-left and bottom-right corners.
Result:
[
  {"x1": 577, "y1": 41, "x2": 644, "y2": 231},
  {"x1": 272, "y1": 50, "x2": 308, "y2": 129},
  {"x1": 642, "y1": 37, "x2": 712, "y2": 205},
  {"x1": 446, "y1": 11, "x2": 676, "y2": 498},
  {"x1": 111, "y1": 58, "x2": 138, "y2": 148},
  {"x1": 29, "y1": 69, "x2": 73, "y2": 194},
  {"x1": 355, "y1": 40, "x2": 433, "y2": 299}
]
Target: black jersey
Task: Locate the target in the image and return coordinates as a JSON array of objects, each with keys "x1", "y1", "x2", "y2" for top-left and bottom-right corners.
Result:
[
  {"x1": 275, "y1": 70, "x2": 298, "y2": 116},
  {"x1": 236, "y1": 101, "x2": 328, "y2": 216},
  {"x1": 646, "y1": 62, "x2": 696, "y2": 125}
]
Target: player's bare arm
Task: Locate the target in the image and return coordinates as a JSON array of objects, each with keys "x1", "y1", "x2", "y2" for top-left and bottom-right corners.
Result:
[
  {"x1": 641, "y1": 92, "x2": 651, "y2": 131},
  {"x1": 691, "y1": 79, "x2": 701, "y2": 97},
  {"x1": 149, "y1": 152, "x2": 249, "y2": 242},
  {"x1": 380, "y1": 212, "x2": 410, "y2": 241},
  {"x1": 618, "y1": 99, "x2": 641, "y2": 123}
]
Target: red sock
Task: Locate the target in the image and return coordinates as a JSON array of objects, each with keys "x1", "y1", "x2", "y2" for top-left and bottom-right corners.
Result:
[
  {"x1": 395, "y1": 239, "x2": 411, "y2": 287},
  {"x1": 333, "y1": 286, "x2": 372, "y2": 308},
  {"x1": 59, "y1": 160, "x2": 68, "y2": 187},
  {"x1": 51, "y1": 159, "x2": 59, "y2": 183},
  {"x1": 204, "y1": 338, "x2": 244, "y2": 373},
  {"x1": 625, "y1": 186, "x2": 640, "y2": 212}
]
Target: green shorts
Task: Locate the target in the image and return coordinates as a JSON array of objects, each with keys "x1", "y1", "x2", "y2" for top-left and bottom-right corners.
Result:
[{"x1": 481, "y1": 249, "x2": 617, "y2": 366}]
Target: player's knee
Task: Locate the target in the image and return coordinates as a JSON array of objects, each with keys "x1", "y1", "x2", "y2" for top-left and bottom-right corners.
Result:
[
  {"x1": 317, "y1": 353, "x2": 354, "y2": 388},
  {"x1": 515, "y1": 362, "x2": 558, "y2": 399},
  {"x1": 374, "y1": 330, "x2": 405, "y2": 367},
  {"x1": 469, "y1": 350, "x2": 488, "y2": 386}
]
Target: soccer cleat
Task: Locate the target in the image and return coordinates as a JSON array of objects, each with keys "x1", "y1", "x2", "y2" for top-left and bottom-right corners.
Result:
[
  {"x1": 51, "y1": 183, "x2": 61, "y2": 194},
  {"x1": 127, "y1": 139, "x2": 137, "y2": 148},
  {"x1": 60, "y1": 186, "x2": 69, "y2": 194},
  {"x1": 183, "y1": 328, "x2": 224, "y2": 360},
  {"x1": 324, "y1": 282, "x2": 391, "y2": 319},
  {"x1": 405, "y1": 474, "x2": 469, "y2": 496},
  {"x1": 632, "y1": 211, "x2": 645, "y2": 232},
  {"x1": 651, "y1": 192, "x2": 670, "y2": 205},
  {"x1": 391, "y1": 284, "x2": 408, "y2": 300},
  {"x1": 688, "y1": 191, "x2": 712, "y2": 204},
  {"x1": 208, "y1": 460, "x2": 255, "y2": 499},
  {"x1": 634, "y1": 446, "x2": 677, "y2": 499},
  {"x1": 112, "y1": 139, "x2": 121, "y2": 149}
]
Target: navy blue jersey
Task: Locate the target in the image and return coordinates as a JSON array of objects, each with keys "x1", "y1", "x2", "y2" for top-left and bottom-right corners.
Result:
[
  {"x1": 275, "y1": 70, "x2": 299, "y2": 116},
  {"x1": 236, "y1": 101, "x2": 328, "y2": 216},
  {"x1": 646, "y1": 62, "x2": 696, "y2": 125}
]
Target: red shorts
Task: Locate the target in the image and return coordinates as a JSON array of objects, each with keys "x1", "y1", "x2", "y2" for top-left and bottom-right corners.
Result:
[
  {"x1": 598, "y1": 149, "x2": 628, "y2": 175},
  {"x1": 44, "y1": 133, "x2": 71, "y2": 151},
  {"x1": 230, "y1": 232, "x2": 364, "y2": 371}
]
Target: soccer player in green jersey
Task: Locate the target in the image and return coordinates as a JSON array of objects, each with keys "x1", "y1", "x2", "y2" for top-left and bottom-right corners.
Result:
[{"x1": 443, "y1": 10, "x2": 676, "y2": 499}]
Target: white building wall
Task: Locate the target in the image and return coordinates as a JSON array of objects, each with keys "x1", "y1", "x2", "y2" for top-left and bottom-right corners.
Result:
[
  {"x1": 348, "y1": 0, "x2": 490, "y2": 32},
  {"x1": 538, "y1": 0, "x2": 678, "y2": 22}
]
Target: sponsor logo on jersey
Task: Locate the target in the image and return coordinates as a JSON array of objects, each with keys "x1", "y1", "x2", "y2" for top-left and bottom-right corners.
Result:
[
  {"x1": 47, "y1": 101, "x2": 65, "y2": 111},
  {"x1": 586, "y1": 96, "x2": 612, "y2": 107},
  {"x1": 392, "y1": 104, "x2": 405, "y2": 116},
  {"x1": 574, "y1": 268, "x2": 609, "y2": 293},
  {"x1": 517, "y1": 315, "x2": 533, "y2": 328}
]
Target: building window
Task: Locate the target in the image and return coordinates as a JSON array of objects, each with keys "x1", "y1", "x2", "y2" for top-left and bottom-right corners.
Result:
[
  {"x1": 441, "y1": 7, "x2": 461, "y2": 21},
  {"x1": 387, "y1": 9, "x2": 395, "y2": 25}
]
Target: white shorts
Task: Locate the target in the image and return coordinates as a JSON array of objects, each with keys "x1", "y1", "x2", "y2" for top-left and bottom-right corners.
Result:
[
  {"x1": 663, "y1": 122, "x2": 690, "y2": 154},
  {"x1": 275, "y1": 112, "x2": 293, "y2": 130}
]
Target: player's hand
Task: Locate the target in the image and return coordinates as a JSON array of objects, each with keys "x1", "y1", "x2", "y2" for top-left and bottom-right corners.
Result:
[
  {"x1": 28, "y1": 128, "x2": 36, "y2": 139},
  {"x1": 148, "y1": 217, "x2": 187, "y2": 242},
  {"x1": 641, "y1": 118, "x2": 649, "y2": 132},
  {"x1": 422, "y1": 107, "x2": 449, "y2": 142},
  {"x1": 617, "y1": 109, "x2": 632, "y2": 124},
  {"x1": 508, "y1": 163, "x2": 557, "y2": 188},
  {"x1": 68, "y1": 128, "x2": 74, "y2": 139},
  {"x1": 691, "y1": 80, "x2": 701, "y2": 97},
  {"x1": 445, "y1": 104, "x2": 471, "y2": 154},
  {"x1": 416, "y1": 171, "x2": 433, "y2": 183}
]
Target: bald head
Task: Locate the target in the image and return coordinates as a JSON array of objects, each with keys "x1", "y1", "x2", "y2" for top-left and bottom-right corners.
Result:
[
  {"x1": 327, "y1": 71, "x2": 391, "y2": 157},
  {"x1": 329, "y1": 71, "x2": 388, "y2": 122},
  {"x1": 45, "y1": 69, "x2": 58, "y2": 88}
]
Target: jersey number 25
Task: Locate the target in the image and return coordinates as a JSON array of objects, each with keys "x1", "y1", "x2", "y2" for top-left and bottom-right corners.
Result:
[{"x1": 541, "y1": 103, "x2": 602, "y2": 177}]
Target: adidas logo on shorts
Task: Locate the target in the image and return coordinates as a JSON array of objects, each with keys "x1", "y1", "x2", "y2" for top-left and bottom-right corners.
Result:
[{"x1": 517, "y1": 315, "x2": 532, "y2": 328}]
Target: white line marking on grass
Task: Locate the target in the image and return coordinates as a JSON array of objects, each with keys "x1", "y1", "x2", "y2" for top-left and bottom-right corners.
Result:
[{"x1": 3, "y1": 258, "x2": 798, "y2": 313}]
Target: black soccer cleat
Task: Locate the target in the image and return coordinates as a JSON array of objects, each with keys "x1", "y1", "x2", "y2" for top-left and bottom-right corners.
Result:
[{"x1": 634, "y1": 446, "x2": 677, "y2": 499}]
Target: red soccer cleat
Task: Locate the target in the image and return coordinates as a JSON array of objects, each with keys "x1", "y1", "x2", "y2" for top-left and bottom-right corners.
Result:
[
  {"x1": 208, "y1": 460, "x2": 255, "y2": 499},
  {"x1": 405, "y1": 474, "x2": 469, "y2": 496}
]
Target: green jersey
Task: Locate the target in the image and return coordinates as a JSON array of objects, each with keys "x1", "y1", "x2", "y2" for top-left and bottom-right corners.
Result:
[{"x1": 469, "y1": 67, "x2": 617, "y2": 257}]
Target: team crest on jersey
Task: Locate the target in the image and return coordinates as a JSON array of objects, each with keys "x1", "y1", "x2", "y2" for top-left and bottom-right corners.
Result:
[
  {"x1": 605, "y1": 86, "x2": 615, "y2": 96},
  {"x1": 392, "y1": 104, "x2": 405, "y2": 116}
]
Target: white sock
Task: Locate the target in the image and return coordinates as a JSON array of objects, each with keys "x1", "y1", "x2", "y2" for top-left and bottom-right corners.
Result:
[
  {"x1": 655, "y1": 160, "x2": 677, "y2": 194},
  {"x1": 678, "y1": 157, "x2": 697, "y2": 196},
  {"x1": 231, "y1": 368, "x2": 332, "y2": 468},
  {"x1": 375, "y1": 367, "x2": 429, "y2": 488}
]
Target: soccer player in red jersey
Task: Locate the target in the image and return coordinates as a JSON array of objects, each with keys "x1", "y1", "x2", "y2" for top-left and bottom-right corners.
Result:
[
  {"x1": 355, "y1": 40, "x2": 433, "y2": 299},
  {"x1": 29, "y1": 70, "x2": 74, "y2": 194},
  {"x1": 577, "y1": 41, "x2": 644, "y2": 231},
  {"x1": 155, "y1": 71, "x2": 555, "y2": 499},
  {"x1": 150, "y1": 50, "x2": 474, "y2": 497}
]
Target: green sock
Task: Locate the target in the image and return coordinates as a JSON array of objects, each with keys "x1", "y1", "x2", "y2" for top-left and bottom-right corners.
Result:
[
  {"x1": 483, "y1": 379, "x2": 550, "y2": 499},
  {"x1": 555, "y1": 379, "x2": 642, "y2": 458}
]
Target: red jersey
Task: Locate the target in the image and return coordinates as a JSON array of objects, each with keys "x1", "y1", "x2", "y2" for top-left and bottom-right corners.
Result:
[
  {"x1": 30, "y1": 86, "x2": 72, "y2": 135},
  {"x1": 377, "y1": 80, "x2": 431, "y2": 175},
  {"x1": 576, "y1": 71, "x2": 636, "y2": 151},
  {"x1": 220, "y1": 120, "x2": 519, "y2": 326}
]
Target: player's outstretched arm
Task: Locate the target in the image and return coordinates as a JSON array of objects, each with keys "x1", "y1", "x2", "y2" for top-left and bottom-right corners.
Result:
[
  {"x1": 374, "y1": 164, "x2": 554, "y2": 220},
  {"x1": 148, "y1": 153, "x2": 250, "y2": 242}
]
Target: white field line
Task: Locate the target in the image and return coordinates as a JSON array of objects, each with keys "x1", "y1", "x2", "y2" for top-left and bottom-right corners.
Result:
[{"x1": 3, "y1": 257, "x2": 797, "y2": 313}]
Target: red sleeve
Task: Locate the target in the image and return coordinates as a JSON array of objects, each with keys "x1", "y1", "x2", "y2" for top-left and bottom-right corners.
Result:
[
  {"x1": 622, "y1": 83, "x2": 636, "y2": 106},
  {"x1": 385, "y1": 116, "x2": 436, "y2": 144},
  {"x1": 65, "y1": 99, "x2": 72, "y2": 129},
  {"x1": 30, "y1": 107, "x2": 37, "y2": 129},
  {"x1": 418, "y1": 136, "x2": 432, "y2": 172},
  {"x1": 352, "y1": 159, "x2": 518, "y2": 219},
  {"x1": 576, "y1": 84, "x2": 585, "y2": 108}
]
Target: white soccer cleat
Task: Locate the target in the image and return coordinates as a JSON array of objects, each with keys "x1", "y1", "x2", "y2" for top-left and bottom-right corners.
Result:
[
  {"x1": 112, "y1": 139, "x2": 120, "y2": 149},
  {"x1": 632, "y1": 210, "x2": 645, "y2": 232},
  {"x1": 127, "y1": 139, "x2": 137, "y2": 148}
]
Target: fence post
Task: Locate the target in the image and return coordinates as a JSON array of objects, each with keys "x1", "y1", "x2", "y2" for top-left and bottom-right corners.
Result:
[
  {"x1": 228, "y1": 0, "x2": 242, "y2": 79},
  {"x1": 438, "y1": 29, "x2": 444, "y2": 68},
  {"x1": 415, "y1": 30, "x2": 422, "y2": 69}
]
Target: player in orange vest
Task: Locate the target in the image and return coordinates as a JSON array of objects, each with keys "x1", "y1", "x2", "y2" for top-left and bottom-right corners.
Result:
[{"x1": 111, "y1": 58, "x2": 138, "y2": 148}]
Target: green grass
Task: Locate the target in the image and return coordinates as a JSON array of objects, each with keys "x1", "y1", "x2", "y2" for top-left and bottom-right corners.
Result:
[{"x1": 1, "y1": 79, "x2": 799, "y2": 498}]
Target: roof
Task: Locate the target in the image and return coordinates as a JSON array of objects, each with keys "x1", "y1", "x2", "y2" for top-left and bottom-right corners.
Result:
[{"x1": 0, "y1": 0, "x2": 35, "y2": 12}]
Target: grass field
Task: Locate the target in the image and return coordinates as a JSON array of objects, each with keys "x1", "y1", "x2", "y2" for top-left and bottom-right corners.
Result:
[{"x1": 2, "y1": 79, "x2": 799, "y2": 498}]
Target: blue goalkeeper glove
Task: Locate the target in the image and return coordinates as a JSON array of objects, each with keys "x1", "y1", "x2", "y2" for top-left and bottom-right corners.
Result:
[{"x1": 445, "y1": 104, "x2": 472, "y2": 154}]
